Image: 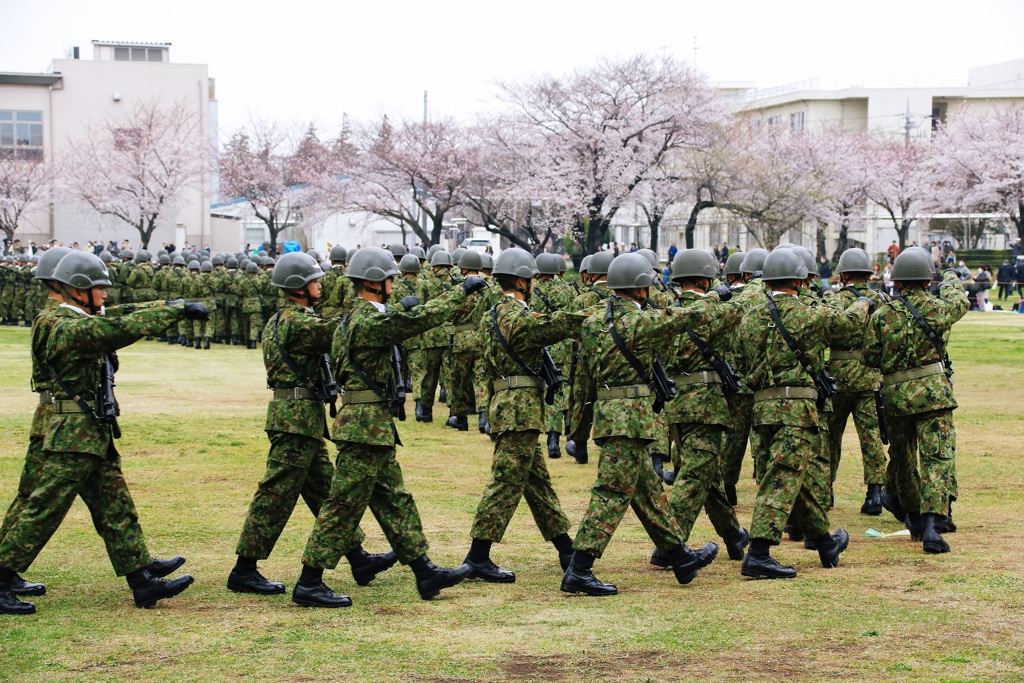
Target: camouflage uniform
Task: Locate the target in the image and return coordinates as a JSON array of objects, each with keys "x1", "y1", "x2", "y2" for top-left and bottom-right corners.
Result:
[
  {"x1": 662, "y1": 290, "x2": 743, "y2": 544},
  {"x1": 415, "y1": 271, "x2": 455, "y2": 412},
  {"x1": 531, "y1": 278, "x2": 574, "y2": 442},
  {"x1": 234, "y1": 300, "x2": 356, "y2": 560},
  {"x1": 862, "y1": 271, "x2": 968, "y2": 518},
  {"x1": 737, "y1": 292, "x2": 870, "y2": 545},
  {"x1": 566, "y1": 282, "x2": 612, "y2": 451},
  {"x1": 721, "y1": 278, "x2": 765, "y2": 493},
  {"x1": 302, "y1": 287, "x2": 470, "y2": 569},
  {"x1": 572, "y1": 293, "x2": 722, "y2": 558},
  {"x1": 318, "y1": 264, "x2": 354, "y2": 319},
  {"x1": 0, "y1": 301, "x2": 194, "y2": 576},
  {"x1": 826, "y1": 285, "x2": 890, "y2": 488},
  {"x1": 469, "y1": 296, "x2": 580, "y2": 544},
  {"x1": 234, "y1": 271, "x2": 264, "y2": 344}
]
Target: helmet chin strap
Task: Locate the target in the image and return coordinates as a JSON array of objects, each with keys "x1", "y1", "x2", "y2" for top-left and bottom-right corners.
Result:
[
  {"x1": 299, "y1": 284, "x2": 319, "y2": 309},
  {"x1": 362, "y1": 282, "x2": 390, "y2": 304},
  {"x1": 60, "y1": 284, "x2": 102, "y2": 316}
]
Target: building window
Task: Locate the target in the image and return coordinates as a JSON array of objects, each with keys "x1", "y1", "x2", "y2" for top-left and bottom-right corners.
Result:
[
  {"x1": 114, "y1": 47, "x2": 130, "y2": 61},
  {"x1": 0, "y1": 110, "x2": 43, "y2": 160},
  {"x1": 767, "y1": 115, "x2": 781, "y2": 128},
  {"x1": 790, "y1": 111, "x2": 805, "y2": 132},
  {"x1": 113, "y1": 46, "x2": 163, "y2": 62}
]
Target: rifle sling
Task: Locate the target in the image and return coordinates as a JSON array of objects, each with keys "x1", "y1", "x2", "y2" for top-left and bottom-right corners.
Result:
[
  {"x1": 765, "y1": 293, "x2": 820, "y2": 388},
  {"x1": 605, "y1": 297, "x2": 654, "y2": 388},
  {"x1": 490, "y1": 304, "x2": 544, "y2": 384}
]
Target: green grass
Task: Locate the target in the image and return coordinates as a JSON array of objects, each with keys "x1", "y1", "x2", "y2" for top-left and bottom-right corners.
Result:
[{"x1": 1, "y1": 312, "x2": 1023, "y2": 682}]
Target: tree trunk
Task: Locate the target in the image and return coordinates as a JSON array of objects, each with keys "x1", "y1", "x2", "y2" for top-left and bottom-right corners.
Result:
[
  {"x1": 647, "y1": 214, "x2": 661, "y2": 254},
  {"x1": 833, "y1": 208, "x2": 851, "y2": 261},
  {"x1": 816, "y1": 222, "x2": 828, "y2": 261},
  {"x1": 684, "y1": 200, "x2": 715, "y2": 249},
  {"x1": 586, "y1": 215, "x2": 610, "y2": 255}
]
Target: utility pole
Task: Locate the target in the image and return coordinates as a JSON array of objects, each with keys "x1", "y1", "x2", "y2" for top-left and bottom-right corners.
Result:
[
  {"x1": 423, "y1": 90, "x2": 428, "y2": 125},
  {"x1": 904, "y1": 99, "x2": 914, "y2": 145}
]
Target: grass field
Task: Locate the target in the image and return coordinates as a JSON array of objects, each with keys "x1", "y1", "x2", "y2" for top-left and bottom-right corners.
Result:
[{"x1": 1, "y1": 313, "x2": 1022, "y2": 683}]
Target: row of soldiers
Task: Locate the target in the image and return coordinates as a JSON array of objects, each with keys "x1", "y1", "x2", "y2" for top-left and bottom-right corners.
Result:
[{"x1": 0, "y1": 238, "x2": 966, "y2": 613}]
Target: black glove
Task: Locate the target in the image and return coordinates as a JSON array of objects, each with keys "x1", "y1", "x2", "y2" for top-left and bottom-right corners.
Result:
[
  {"x1": 854, "y1": 296, "x2": 875, "y2": 314},
  {"x1": 181, "y1": 302, "x2": 210, "y2": 320},
  {"x1": 462, "y1": 275, "x2": 486, "y2": 294},
  {"x1": 165, "y1": 298, "x2": 185, "y2": 307},
  {"x1": 662, "y1": 469, "x2": 677, "y2": 485},
  {"x1": 399, "y1": 295, "x2": 419, "y2": 311},
  {"x1": 818, "y1": 284, "x2": 834, "y2": 296},
  {"x1": 712, "y1": 284, "x2": 732, "y2": 302}
]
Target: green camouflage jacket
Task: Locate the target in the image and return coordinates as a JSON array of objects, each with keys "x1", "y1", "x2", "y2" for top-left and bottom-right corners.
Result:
[
  {"x1": 825, "y1": 284, "x2": 890, "y2": 393},
  {"x1": 40, "y1": 301, "x2": 187, "y2": 456},
  {"x1": 571, "y1": 281, "x2": 612, "y2": 312},
  {"x1": 738, "y1": 290, "x2": 870, "y2": 428},
  {"x1": 391, "y1": 275, "x2": 426, "y2": 350},
  {"x1": 862, "y1": 270, "x2": 968, "y2": 417},
  {"x1": 331, "y1": 287, "x2": 469, "y2": 446},
  {"x1": 531, "y1": 278, "x2": 575, "y2": 366},
  {"x1": 581, "y1": 293, "x2": 722, "y2": 442},
  {"x1": 418, "y1": 270, "x2": 458, "y2": 349},
  {"x1": 263, "y1": 299, "x2": 335, "y2": 438},
  {"x1": 662, "y1": 290, "x2": 742, "y2": 427},
  {"x1": 483, "y1": 295, "x2": 585, "y2": 435}
]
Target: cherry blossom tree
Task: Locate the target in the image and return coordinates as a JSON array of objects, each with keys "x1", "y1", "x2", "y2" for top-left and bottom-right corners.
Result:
[
  {"x1": 0, "y1": 152, "x2": 53, "y2": 245},
  {"x1": 498, "y1": 53, "x2": 721, "y2": 256},
  {"x1": 347, "y1": 116, "x2": 477, "y2": 247},
  {"x1": 927, "y1": 104, "x2": 1024, "y2": 243},
  {"x1": 863, "y1": 132, "x2": 931, "y2": 251},
  {"x1": 62, "y1": 100, "x2": 205, "y2": 249},
  {"x1": 218, "y1": 120, "x2": 342, "y2": 253}
]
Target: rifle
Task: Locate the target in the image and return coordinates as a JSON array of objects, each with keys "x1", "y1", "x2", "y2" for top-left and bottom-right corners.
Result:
[
  {"x1": 97, "y1": 354, "x2": 121, "y2": 438},
  {"x1": 873, "y1": 388, "x2": 889, "y2": 445},
  {"x1": 893, "y1": 291, "x2": 954, "y2": 381},
  {"x1": 318, "y1": 353, "x2": 339, "y2": 418},
  {"x1": 605, "y1": 296, "x2": 676, "y2": 413},
  {"x1": 391, "y1": 344, "x2": 407, "y2": 420},
  {"x1": 686, "y1": 331, "x2": 742, "y2": 395},
  {"x1": 765, "y1": 293, "x2": 837, "y2": 409}
]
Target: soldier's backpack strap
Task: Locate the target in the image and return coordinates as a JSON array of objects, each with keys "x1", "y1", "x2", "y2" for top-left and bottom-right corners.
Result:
[{"x1": 891, "y1": 291, "x2": 953, "y2": 379}]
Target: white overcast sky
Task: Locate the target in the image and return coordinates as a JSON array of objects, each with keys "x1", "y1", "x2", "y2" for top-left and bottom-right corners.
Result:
[{"x1": 3, "y1": 0, "x2": 1023, "y2": 138}]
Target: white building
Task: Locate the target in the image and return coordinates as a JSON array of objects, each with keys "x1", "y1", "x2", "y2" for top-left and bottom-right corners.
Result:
[{"x1": 0, "y1": 41, "x2": 218, "y2": 250}]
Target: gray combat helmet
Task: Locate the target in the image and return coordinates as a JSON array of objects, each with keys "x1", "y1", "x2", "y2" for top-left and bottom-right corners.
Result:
[
  {"x1": 200, "y1": 261, "x2": 213, "y2": 273},
  {"x1": 775, "y1": 242, "x2": 799, "y2": 250},
  {"x1": 226, "y1": 258, "x2": 238, "y2": 269},
  {"x1": 588, "y1": 250, "x2": 615, "y2": 277},
  {"x1": 390, "y1": 243, "x2": 407, "y2": 258},
  {"x1": 579, "y1": 254, "x2": 593, "y2": 273},
  {"x1": 347, "y1": 246, "x2": 401, "y2": 282},
  {"x1": 306, "y1": 248, "x2": 321, "y2": 261},
  {"x1": 399, "y1": 254, "x2": 421, "y2": 274},
  {"x1": 535, "y1": 253, "x2": 562, "y2": 276},
  {"x1": 458, "y1": 250, "x2": 483, "y2": 271},
  {"x1": 121, "y1": 249, "x2": 134, "y2": 261},
  {"x1": 556, "y1": 255, "x2": 567, "y2": 273},
  {"x1": 34, "y1": 247, "x2": 73, "y2": 281},
  {"x1": 739, "y1": 248, "x2": 769, "y2": 275},
  {"x1": 761, "y1": 249, "x2": 809, "y2": 281},
  {"x1": 172, "y1": 255, "x2": 186, "y2": 267},
  {"x1": 890, "y1": 248, "x2": 933, "y2": 281},
  {"x1": 427, "y1": 244, "x2": 445, "y2": 260},
  {"x1": 410, "y1": 246, "x2": 426, "y2": 260},
  {"x1": 480, "y1": 253, "x2": 494, "y2": 270},
  {"x1": 52, "y1": 251, "x2": 112, "y2": 289},
  {"x1": 792, "y1": 246, "x2": 818, "y2": 277},
  {"x1": 430, "y1": 251, "x2": 453, "y2": 268},
  {"x1": 246, "y1": 261, "x2": 259, "y2": 273},
  {"x1": 272, "y1": 252, "x2": 324, "y2": 289},
  {"x1": 188, "y1": 260, "x2": 200, "y2": 271},
  {"x1": 724, "y1": 251, "x2": 746, "y2": 277},
  {"x1": 211, "y1": 255, "x2": 225, "y2": 266},
  {"x1": 671, "y1": 249, "x2": 718, "y2": 280},
  {"x1": 329, "y1": 244, "x2": 348, "y2": 263},
  {"x1": 158, "y1": 253, "x2": 171, "y2": 265},
  {"x1": 492, "y1": 248, "x2": 538, "y2": 278},
  {"x1": 637, "y1": 248, "x2": 660, "y2": 272},
  {"x1": 607, "y1": 253, "x2": 655, "y2": 290},
  {"x1": 134, "y1": 249, "x2": 150, "y2": 263},
  {"x1": 98, "y1": 250, "x2": 113, "y2": 263},
  {"x1": 451, "y1": 247, "x2": 467, "y2": 265},
  {"x1": 835, "y1": 248, "x2": 873, "y2": 275}
]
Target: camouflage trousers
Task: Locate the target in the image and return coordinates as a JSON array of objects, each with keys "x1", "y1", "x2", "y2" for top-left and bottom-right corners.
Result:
[
  {"x1": 649, "y1": 413, "x2": 670, "y2": 459},
  {"x1": 241, "y1": 311, "x2": 262, "y2": 343},
  {"x1": 885, "y1": 410, "x2": 957, "y2": 517},
  {"x1": 415, "y1": 347, "x2": 445, "y2": 410},
  {"x1": 668, "y1": 423, "x2": 740, "y2": 544},
  {"x1": 543, "y1": 382, "x2": 568, "y2": 435},
  {"x1": 0, "y1": 436, "x2": 45, "y2": 545},
  {"x1": 448, "y1": 351, "x2": 480, "y2": 416},
  {"x1": 192, "y1": 316, "x2": 212, "y2": 341},
  {"x1": 303, "y1": 440, "x2": 428, "y2": 568},
  {"x1": 827, "y1": 391, "x2": 887, "y2": 486},
  {"x1": 749, "y1": 424, "x2": 830, "y2": 545},
  {"x1": 573, "y1": 436, "x2": 684, "y2": 558},
  {"x1": 407, "y1": 348, "x2": 423, "y2": 401},
  {"x1": 0, "y1": 445, "x2": 152, "y2": 576},
  {"x1": 470, "y1": 429, "x2": 571, "y2": 543},
  {"x1": 721, "y1": 393, "x2": 755, "y2": 488},
  {"x1": 223, "y1": 303, "x2": 242, "y2": 339},
  {"x1": 235, "y1": 431, "x2": 350, "y2": 560}
]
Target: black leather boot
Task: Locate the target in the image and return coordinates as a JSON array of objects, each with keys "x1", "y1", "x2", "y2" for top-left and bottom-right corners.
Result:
[
  {"x1": 414, "y1": 400, "x2": 432, "y2": 423},
  {"x1": 741, "y1": 539, "x2": 797, "y2": 579},
  {"x1": 126, "y1": 567, "x2": 194, "y2": 608},
  {"x1": 880, "y1": 489, "x2": 908, "y2": 524},
  {"x1": 193, "y1": 337, "x2": 201, "y2": 349},
  {"x1": 861, "y1": 484, "x2": 883, "y2": 516},
  {"x1": 347, "y1": 547, "x2": 398, "y2": 586},
  {"x1": 905, "y1": 512, "x2": 924, "y2": 541},
  {"x1": 438, "y1": 388, "x2": 447, "y2": 404},
  {"x1": 816, "y1": 529, "x2": 850, "y2": 568},
  {"x1": 292, "y1": 581, "x2": 352, "y2": 607},
  {"x1": 560, "y1": 551, "x2": 616, "y2": 596},
  {"x1": 247, "y1": 340, "x2": 257, "y2": 349},
  {"x1": 783, "y1": 521, "x2": 804, "y2": 542},
  {"x1": 922, "y1": 513, "x2": 950, "y2": 554},
  {"x1": 649, "y1": 546, "x2": 671, "y2": 568},
  {"x1": 445, "y1": 415, "x2": 468, "y2": 431},
  {"x1": 547, "y1": 432, "x2": 561, "y2": 458},
  {"x1": 167, "y1": 335, "x2": 176, "y2": 345},
  {"x1": 725, "y1": 484, "x2": 738, "y2": 506},
  {"x1": 650, "y1": 453, "x2": 668, "y2": 481},
  {"x1": 478, "y1": 411, "x2": 489, "y2": 434},
  {"x1": 723, "y1": 527, "x2": 750, "y2": 561},
  {"x1": 0, "y1": 571, "x2": 35, "y2": 615},
  {"x1": 227, "y1": 567, "x2": 285, "y2": 594},
  {"x1": 667, "y1": 543, "x2": 718, "y2": 585},
  {"x1": 566, "y1": 439, "x2": 588, "y2": 465},
  {"x1": 179, "y1": 334, "x2": 188, "y2": 346},
  {"x1": 410, "y1": 555, "x2": 471, "y2": 600},
  {"x1": 940, "y1": 498, "x2": 957, "y2": 533},
  {"x1": 463, "y1": 540, "x2": 515, "y2": 583},
  {"x1": 10, "y1": 574, "x2": 45, "y2": 596},
  {"x1": 203, "y1": 337, "x2": 211, "y2": 349},
  {"x1": 149, "y1": 555, "x2": 186, "y2": 578}
]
